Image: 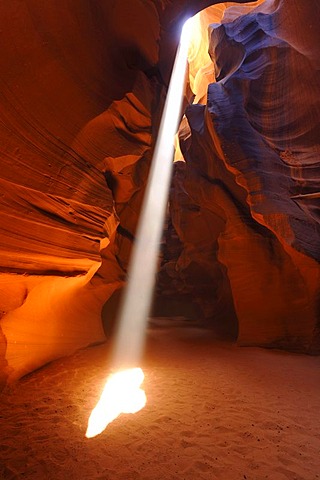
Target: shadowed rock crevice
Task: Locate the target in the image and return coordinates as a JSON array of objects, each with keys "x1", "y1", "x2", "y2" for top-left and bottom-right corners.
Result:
[{"x1": 157, "y1": 0, "x2": 320, "y2": 352}]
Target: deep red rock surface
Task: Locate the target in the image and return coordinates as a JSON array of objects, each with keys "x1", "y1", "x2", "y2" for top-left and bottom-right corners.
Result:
[
  {"x1": 158, "y1": 0, "x2": 320, "y2": 353},
  {"x1": 0, "y1": 0, "x2": 319, "y2": 382}
]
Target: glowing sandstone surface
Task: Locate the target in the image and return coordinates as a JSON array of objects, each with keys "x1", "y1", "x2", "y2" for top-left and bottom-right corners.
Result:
[{"x1": 0, "y1": 0, "x2": 319, "y2": 383}]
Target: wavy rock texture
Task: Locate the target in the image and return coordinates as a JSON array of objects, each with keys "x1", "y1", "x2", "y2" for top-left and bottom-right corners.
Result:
[
  {"x1": 0, "y1": 0, "x2": 166, "y2": 381},
  {"x1": 0, "y1": 0, "x2": 257, "y2": 381},
  {"x1": 0, "y1": 0, "x2": 319, "y2": 382},
  {"x1": 159, "y1": 0, "x2": 320, "y2": 352}
]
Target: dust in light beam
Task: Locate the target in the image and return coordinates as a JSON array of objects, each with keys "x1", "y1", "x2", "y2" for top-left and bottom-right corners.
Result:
[{"x1": 85, "y1": 17, "x2": 195, "y2": 439}]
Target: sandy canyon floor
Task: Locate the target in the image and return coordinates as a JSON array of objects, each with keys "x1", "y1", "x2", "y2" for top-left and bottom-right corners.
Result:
[{"x1": 1, "y1": 318, "x2": 320, "y2": 480}]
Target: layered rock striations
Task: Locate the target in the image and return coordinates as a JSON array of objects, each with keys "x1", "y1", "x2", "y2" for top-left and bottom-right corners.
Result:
[
  {"x1": 0, "y1": 0, "x2": 319, "y2": 382},
  {"x1": 0, "y1": 0, "x2": 165, "y2": 381},
  {"x1": 0, "y1": 0, "x2": 258, "y2": 381},
  {"x1": 159, "y1": 0, "x2": 320, "y2": 352}
]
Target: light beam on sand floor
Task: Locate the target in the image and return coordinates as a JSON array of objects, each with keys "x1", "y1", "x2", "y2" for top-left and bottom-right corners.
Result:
[{"x1": 86, "y1": 17, "x2": 195, "y2": 439}]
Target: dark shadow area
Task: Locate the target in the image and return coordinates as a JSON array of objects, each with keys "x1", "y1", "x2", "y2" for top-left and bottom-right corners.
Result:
[{"x1": 102, "y1": 288, "x2": 238, "y2": 342}]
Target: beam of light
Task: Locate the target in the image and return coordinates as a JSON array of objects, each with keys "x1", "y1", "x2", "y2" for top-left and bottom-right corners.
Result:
[{"x1": 85, "y1": 17, "x2": 194, "y2": 439}]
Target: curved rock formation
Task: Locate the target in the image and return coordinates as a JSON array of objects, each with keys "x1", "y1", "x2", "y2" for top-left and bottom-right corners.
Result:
[
  {"x1": 0, "y1": 0, "x2": 165, "y2": 381},
  {"x1": 0, "y1": 0, "x2": 319, "y2": 382},
  {"x1": 158, "y1": 0, "x2": 320, "y2": 352}
]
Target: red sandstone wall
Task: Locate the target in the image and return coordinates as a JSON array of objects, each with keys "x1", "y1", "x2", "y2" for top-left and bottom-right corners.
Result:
[{"x1": 0, "y1": 0, "x2": 319, "y2": 383}]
